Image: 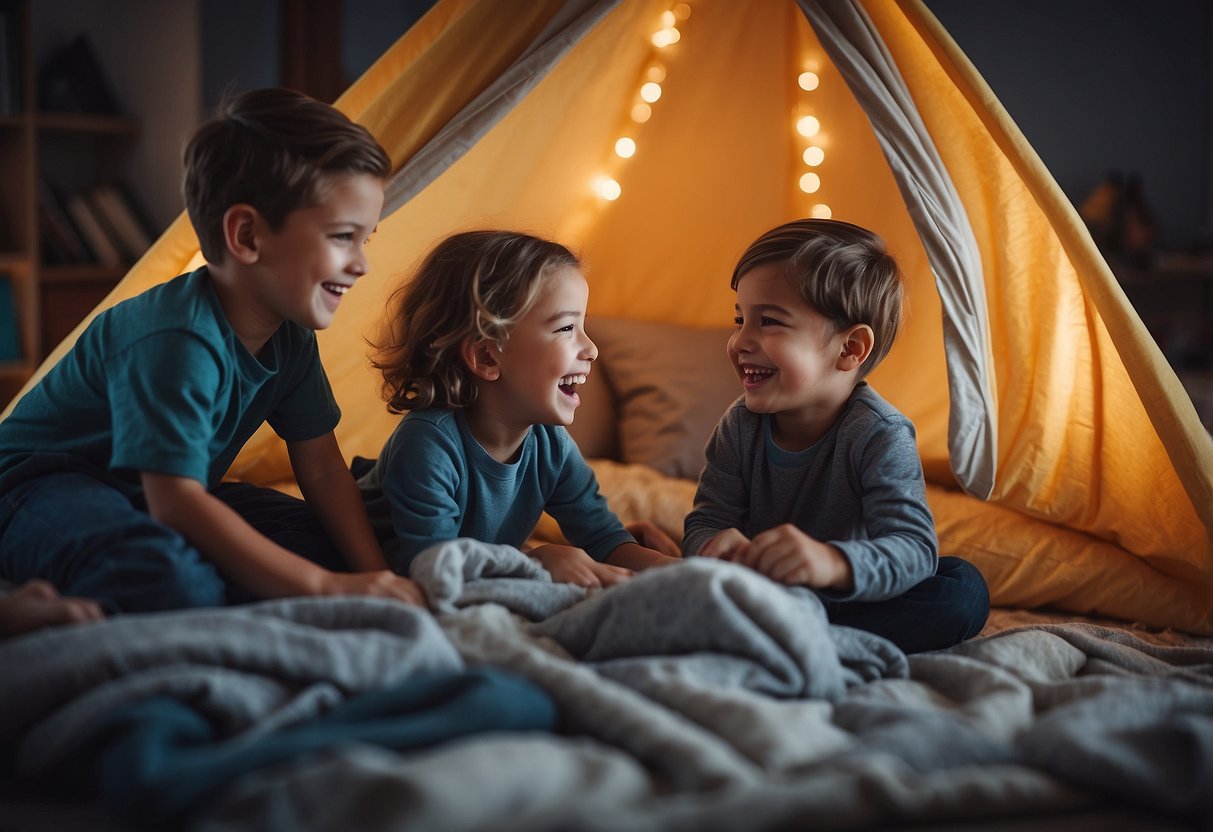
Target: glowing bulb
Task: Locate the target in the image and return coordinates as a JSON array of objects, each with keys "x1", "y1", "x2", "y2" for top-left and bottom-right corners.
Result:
[
  {"x1": 651, "y1": 27, "x2": 680, "y2": 47},
  {"x1": 803, "y1": 146, "x2": 825, "y2": 166},
  {"x1": 673, "y1": 2, "x2": 691, "y2": 20},
  {"x1": 640, "y1": 82, "x2": 662, "y2": 103},
  {"x1": 796, "y1": 116, "x2": 820, "y2": 137},
  {"x1": 615, "y1": 137, "x2": 637, "y2": 158},
  {"x1": 798, "y1": 72, "x2": 820, "y2": 91},
  {"x1": 661, "y1": 10, "x2": 676, "y2": 27},
  {"x1": 631, "y1": 103, "x2": 652, "y2": 123},
  {"x1": 799, "y1": 172, "x2": 821, "y2": 194},
  {"x1": 810, "y1": 203, "x2": 832, "y2": 219},
  {"x1": 646, "y1": 64, "x2": 667, "y2": 83},
  {"x1": 594, "y1": 176, "x2": 622, "y2": 201}
]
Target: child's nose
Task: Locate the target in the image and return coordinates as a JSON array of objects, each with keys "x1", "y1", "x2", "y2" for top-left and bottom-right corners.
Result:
[
  {"x1": 581, "y1": 333, "x2": 599, "y2": 361},
  {"x1": 349, "y1": 248, "x2": 369, "y2": 276}
]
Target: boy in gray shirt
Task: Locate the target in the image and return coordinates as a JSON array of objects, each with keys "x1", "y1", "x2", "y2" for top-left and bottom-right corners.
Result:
[{"x1": 683, "y1": 219, "x2": 988, "y2": 653}]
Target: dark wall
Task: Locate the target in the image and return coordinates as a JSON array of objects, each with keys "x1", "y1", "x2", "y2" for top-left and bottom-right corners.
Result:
[{"x1": 925, "y1": 0, "x2": 1212, "y2": 251}]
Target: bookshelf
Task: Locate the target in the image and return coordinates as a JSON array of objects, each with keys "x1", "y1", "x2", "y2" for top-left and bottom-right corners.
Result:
[{"x1": 0, "y1": 0, "x2": 149, "y2": 405}]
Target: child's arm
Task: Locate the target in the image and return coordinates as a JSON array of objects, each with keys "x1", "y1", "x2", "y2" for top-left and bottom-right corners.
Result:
[
  {"x1": 682, "y1": 407, "x2": 749, "y2": 556},
  {"x1": 604, "y1": 542, "x2": 680, "y2": 571},
  {"x1": 287, "y1": 432, "x2": 389, "y2": 572},
  {"x1": 141, "y1": 472, "x2": 425, "y2": 605},
  {"x1": 528, "y1": 543, "x2": 632, "y2": 588},
  {"x1": 730, "y1": 523, "x2": 853, "y2": 591}
]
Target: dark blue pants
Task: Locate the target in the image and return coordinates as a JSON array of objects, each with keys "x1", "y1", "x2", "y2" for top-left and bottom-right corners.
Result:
[
  {"x1": 0, "y1": 454, "x2": 343, "y2": 614},
  {"x1": 822, "y1": 556, "x2": 990, "y2": 654}
]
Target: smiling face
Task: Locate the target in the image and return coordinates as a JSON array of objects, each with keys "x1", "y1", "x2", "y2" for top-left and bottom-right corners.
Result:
[
  {"x1": 237, "y1": 171, "x2": 385, "y2": 342},
  {"x1": 478, "y1": 265, "x2": 598, "y2": 432},
  {"x1": 729, "y1": 262, "x2": 857, "y2": 446}
]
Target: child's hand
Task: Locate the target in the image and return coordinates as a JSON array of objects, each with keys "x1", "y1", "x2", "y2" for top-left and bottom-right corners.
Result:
[
  {"x1": 322, "y1": 570, "x2": 429, "y2": 608},
  {"x1": 529, "y1": 544, "x2": 633, "y2": 588},
  {"x1": 625, "y1": 520, "x2": 682, "y2": 557},
  {"x1": 737, "y1": 524, "x2": 853, "y2": 591},
  {"x1": 698, "y1": 528, "x2": 751, "y2": 560}
]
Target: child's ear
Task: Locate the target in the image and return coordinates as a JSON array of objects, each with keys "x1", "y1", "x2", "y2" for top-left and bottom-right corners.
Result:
[
  {"x1": 461, "y1": 337, "x2": 501, "y2": 381},
  {"x1": 222, "y1": 204, "x2": 261, "y2": 264},
  {"x1": 837, "y1": 324, "x2": 874, "y2": 372}
]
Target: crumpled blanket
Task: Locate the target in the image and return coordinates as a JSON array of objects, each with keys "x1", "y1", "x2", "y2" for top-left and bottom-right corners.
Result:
[
  {"x1": 0, "y1": 597, "x2": 556, "y2": 825},
  {"x1": 195, "y1": 543, "x2": 1213, "y2": 831}
]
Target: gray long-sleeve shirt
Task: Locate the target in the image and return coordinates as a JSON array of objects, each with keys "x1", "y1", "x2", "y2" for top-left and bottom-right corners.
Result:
[{"x1": 682, "y1": 384, "x2": 938, "y2": 602}]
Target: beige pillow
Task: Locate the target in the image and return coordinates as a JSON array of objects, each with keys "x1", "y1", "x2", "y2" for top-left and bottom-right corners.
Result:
[
  {"x1": 588, "y1": 317, "x2": 739, "y2": 480},
  {"x1": 565, "y1": 357, "x2": 619, "y2": 460}
]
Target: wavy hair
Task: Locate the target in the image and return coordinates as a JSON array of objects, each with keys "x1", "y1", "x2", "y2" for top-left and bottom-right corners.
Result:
[{"x1": 371, "y1": 231, "x2": 580, "y2": 412}]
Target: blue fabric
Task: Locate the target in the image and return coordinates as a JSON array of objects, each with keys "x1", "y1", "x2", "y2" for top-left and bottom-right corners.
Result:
[
  {"x1": 822, "y1": 556, "x2": 989, "y2": 654},
  {"x1": 62, "y1": 668, "x2": 557, "y2": 826},
  {"x1": 0, "y1": 457, "x2": 348, "y2": 613},
  {"x1": 0, "y1": 267, "x2": 339, "y2": 497},
  {"x1": 359, "y1": 408, "x2": 633, "y2": 573}
]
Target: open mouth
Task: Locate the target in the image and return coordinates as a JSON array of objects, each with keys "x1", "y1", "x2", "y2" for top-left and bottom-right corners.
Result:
[
  {"x1": 558, "y1": 373, "x2": 587, "y2": 398},
  {"x1": 741, "y1": 365, "x2": 776, "y2": 388},
  {"x1": 322, "y1": 282, "x2": 350, "y2": 298}
]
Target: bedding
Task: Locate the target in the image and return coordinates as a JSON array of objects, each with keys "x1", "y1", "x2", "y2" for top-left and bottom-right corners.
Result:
[{"x1": 2, "y1": 532, "x2": 1211, "y2": 831}]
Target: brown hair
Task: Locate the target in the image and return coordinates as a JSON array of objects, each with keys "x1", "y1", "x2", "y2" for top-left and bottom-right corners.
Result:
[
  {"x1": 183, "y1": 88, "x2": 391, "y2": 264},
  {"x1": 371, "y1": 230, "x2": 580, "y2": 412},
  {"x1": 732, "y1": 218, "x2": 904, "y2": 377}
]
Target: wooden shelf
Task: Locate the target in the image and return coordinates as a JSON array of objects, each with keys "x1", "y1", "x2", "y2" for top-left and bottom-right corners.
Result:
[
  {"x1": 39, "y1": 263, "x2": 128, "y2": 284},
  {"x1": 34, "y1": 111, "x2": 139, "y2": 136}
]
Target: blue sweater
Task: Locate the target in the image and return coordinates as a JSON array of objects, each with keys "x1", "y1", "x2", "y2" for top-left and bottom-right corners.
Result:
[
  {"x1": 682, "y1": 384, "x2": 938, "y2": 602},
  {"x1": 359, "y1": 409, "x2": 634, "y2": 574}
]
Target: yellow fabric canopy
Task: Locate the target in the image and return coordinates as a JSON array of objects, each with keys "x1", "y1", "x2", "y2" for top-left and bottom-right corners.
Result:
[{"x1": 8, "y1": 0, "x2": 1211, "y2": 632}]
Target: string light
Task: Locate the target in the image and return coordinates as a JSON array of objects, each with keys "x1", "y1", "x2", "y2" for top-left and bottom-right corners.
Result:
[
  {"x1": 796, "y1": 60, "x2": 830, "y2": 218},
  {"x1": 593, "y1": 5, "x2": 693, "y2": 202},
  {"x1": 594, "y1": 176, "x2": 622, "y2": 201}
]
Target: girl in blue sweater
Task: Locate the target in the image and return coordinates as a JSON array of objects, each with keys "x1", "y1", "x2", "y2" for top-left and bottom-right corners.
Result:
[{"x1": 359, "y1": 231, "x2": 679, "y2": 587}]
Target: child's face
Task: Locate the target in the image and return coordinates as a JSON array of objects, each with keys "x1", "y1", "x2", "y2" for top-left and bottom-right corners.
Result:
[
  {"x1": 246, "y1": 172, "x2": 385, "y2": 332},
  {"x1": 487, "y1": 266, "x2": 598, "y2": 428},
  {"x1": 728, "y1": 263, "x2": 852, "y2": 421}
]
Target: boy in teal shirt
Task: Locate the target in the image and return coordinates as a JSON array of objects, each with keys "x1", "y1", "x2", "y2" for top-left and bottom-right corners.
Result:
[{"x1": 0, "y1": 88, "x2": 423, "y2": 624}]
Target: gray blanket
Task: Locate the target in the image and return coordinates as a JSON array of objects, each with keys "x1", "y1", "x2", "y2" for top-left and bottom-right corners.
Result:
[{"x1": 3, "y1": 539, "x2": 1212, "y2": 831}]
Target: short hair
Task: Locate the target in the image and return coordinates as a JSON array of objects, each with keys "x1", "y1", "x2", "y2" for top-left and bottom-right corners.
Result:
[
  {"x1": 372, "y1": 230, "x2": 580, "y2": 413},
  {"x1": 731, "y1": 218, "x2": 904, "y2": 377},
  {"x1": 183, "y1": 88, "x2": 391, "y2": 263}
]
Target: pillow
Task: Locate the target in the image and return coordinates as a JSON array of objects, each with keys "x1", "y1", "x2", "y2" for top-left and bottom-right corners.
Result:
[
  {"x1": 588, "y1": 317, "x2": 740, "y2": 480},
  {"x1": 565, "y1": 356, "x2": 618, "y2": 460}
]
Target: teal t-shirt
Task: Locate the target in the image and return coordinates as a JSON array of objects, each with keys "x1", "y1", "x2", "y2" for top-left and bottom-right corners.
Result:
[
  {"x1": 358, "y1": 408, "x2": 634, "y2": 573},
  {"x1": 0, "y1": 267, "x2": 339, "y2": 495}
]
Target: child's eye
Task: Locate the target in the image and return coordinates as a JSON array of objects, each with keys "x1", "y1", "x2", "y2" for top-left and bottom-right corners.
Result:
[
  {"x1": 555, "y1": 324, "x2": 575, "y2": 333},
  {"x1": 733, "y1": 316, "x2": 744, "y2": 327},
  {"x1": 333, "y1": 232, "x2": 355, "y2": 242},
  {"x1": 760, "y1": 316, "x2": 781, "y2": 327}
]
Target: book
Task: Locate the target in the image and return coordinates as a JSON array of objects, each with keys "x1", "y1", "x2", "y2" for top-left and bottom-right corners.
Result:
[
  {"x1": 88, "y1": 184, "x2": 153, "y2": 262},
  {"x1": 37, "y1": 180, "x2": 91, "y2": 264},
  {"x1": 65, "y1": 191, "x2": 122, "y2": 266}
]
